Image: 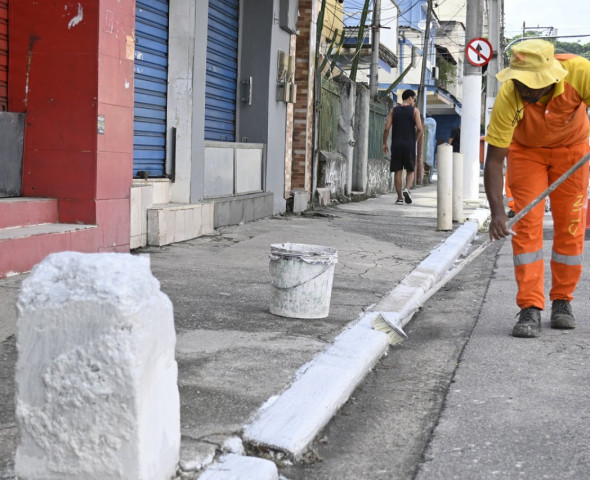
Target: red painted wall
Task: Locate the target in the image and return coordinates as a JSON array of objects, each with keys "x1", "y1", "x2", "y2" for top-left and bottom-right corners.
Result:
[
  {"x1": 8, "y1": 0, "x2": 134, "y2": 251},
  {"x1": 0, "y1": 0, "x2": 7, "y2": 111}
]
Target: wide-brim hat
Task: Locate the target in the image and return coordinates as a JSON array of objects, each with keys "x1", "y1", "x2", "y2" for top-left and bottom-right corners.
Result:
[{"x1": 496, "y1": 39, "x2": 568, "y2": 89}]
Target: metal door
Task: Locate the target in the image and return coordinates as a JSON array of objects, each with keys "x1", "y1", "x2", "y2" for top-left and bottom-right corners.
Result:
[
  {"x1": 0, "y1": 113, "x2": 24, "y2": 197},
  {"x1": 205, "y1": 0, "x2": 239, "y2": 142},
  {"x1": 133, "y1": 0, "x2": 169, "y2": 177}
]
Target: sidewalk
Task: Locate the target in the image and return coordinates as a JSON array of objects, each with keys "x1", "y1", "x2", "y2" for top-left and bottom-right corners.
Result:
[{"x1": 0, "y1": 181, "x2": 491, "y2": 478}]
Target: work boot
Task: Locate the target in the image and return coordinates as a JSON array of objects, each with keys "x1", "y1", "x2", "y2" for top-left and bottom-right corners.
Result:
[
  {"x1": 550, "y1": 299, "x2": 575, "y2": 329},
  {"x1": 512, "y1": 307, "x2": 541, "y2": 338}
]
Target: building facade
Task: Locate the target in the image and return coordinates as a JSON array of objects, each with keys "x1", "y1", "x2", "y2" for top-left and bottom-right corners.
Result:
[{"x1": 0, "y1": 0, "x2": 301, "y2": 277}]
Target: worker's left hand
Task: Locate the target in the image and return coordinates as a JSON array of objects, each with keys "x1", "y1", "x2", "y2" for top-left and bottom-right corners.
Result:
[{"x1": 382, "y1": 144, "x2": 389, "y2": 155}]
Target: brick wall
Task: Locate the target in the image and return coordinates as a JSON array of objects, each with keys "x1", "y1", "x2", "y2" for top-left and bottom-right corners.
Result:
[{"x1": 291, "y1": 0, "x2": 317, "y2": 196}]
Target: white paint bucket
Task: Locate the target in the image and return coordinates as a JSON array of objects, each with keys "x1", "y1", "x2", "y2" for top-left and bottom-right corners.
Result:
[{"x1": 269, "y1": 243, "x2": 338, "y2": 319}]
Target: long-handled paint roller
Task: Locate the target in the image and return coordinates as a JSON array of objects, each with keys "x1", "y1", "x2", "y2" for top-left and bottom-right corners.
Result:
[{"x1": 373, "y1": 151, "x2": 590, "y2": 345}]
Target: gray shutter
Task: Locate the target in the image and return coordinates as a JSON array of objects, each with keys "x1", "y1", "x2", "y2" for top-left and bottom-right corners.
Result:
[
  {"x1": 205, "y1": 0, "x2": 239, "y2": 142},
  {"x1": 133, "y1": 0, "x2": 169, "y2": 177}
]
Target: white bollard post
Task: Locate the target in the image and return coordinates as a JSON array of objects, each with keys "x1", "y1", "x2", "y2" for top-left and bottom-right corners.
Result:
[
  {"x1": 15, "y1": 252, "x2": 180, "y2": 480},
  {"x1": 452, "y1": 152, "x2": 464, "y2": 223},
  {"x1": 437, "y1": 144, "x2": 453, "y2": 231}
]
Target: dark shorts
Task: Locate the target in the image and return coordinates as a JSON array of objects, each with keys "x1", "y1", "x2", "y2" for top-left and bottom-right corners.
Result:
[{"x1": 390, "y1": 149, "x2": 416, "y2": 173}]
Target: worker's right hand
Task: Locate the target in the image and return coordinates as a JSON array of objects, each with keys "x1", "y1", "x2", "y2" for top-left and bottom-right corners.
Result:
[
  {"x1": 488, "y1": 213, "x2": 510, "y2": 240},
  {"x1": 382, "y1": 144, "x2": 389, "y2": 155}
]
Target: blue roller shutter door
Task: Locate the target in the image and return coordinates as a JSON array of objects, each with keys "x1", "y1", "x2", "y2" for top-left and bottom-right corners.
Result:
[
  {"x1": 133, "y1": 0, "x2": 169, "y2": 177},
  {"x1": 205, "y1": 0, "x2": 239, "y2": 142}
]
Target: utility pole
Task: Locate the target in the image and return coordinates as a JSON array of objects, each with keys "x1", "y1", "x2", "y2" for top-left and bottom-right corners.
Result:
[
  {"x1": 350, "y1": 0, "x2": 371, "y2": 82},
  {"x1": 417, "y1": 0, "x2": 433, "y2": 118},
  {"x1": 369, "y1": 0, "x2": 381, "y2": 99},
  {"x1": 461, "y1": 0, "x2": 483, "y2": 201},
  {"x1": 484, "y1": 0, "x2": 504, "y2": 131}
]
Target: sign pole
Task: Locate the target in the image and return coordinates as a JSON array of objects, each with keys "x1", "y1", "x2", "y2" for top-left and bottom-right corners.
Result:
[{"x1": 461, "y1": 0, "x2": 484, "y2": 202}]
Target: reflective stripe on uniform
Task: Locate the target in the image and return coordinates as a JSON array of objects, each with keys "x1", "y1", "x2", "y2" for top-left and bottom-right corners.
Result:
[
  {"x1": 513, "y1": 249, "x2": 543, "y2": 266},
  {"x1": 552, "y1": 251, "x2": 583, "y2": 266}
]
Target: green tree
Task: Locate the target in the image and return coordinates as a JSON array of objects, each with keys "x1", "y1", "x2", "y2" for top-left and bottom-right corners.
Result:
[
  {"x1": 505, "y1": 31, "x2": 590, "y2": 60},
  {"x1": 436, "y1": 59, "x2": 456, "y2": 90}
]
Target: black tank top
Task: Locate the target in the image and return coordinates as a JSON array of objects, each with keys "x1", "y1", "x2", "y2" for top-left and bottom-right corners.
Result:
[{"x1": 390, "y1": 105, "x2": 416, "y2": 161}]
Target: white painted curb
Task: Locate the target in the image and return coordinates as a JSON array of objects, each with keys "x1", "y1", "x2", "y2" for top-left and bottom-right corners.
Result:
[
  {"x1": 197, "y1": 454, "x2": 278, "y2": 480},
  {"x1": 242, "y1": 218, "x2": 490, "y2": 460},
  {"x1": 468, "y1": 207, "x2": 491, "y2": 229},
  {"x1": 375, "y1": 222, "x2": 479, "y2": 314},
  {"x1": 242, "y1": 313, "x2": 389, "y2": 459}
]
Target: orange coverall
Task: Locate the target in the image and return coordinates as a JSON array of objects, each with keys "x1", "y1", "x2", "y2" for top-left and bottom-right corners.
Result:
[
  {"x1": 486, "y1": 54, "x2": 590, "y2": 309},
  {"x1": 504, "y1": 173, "x2": 515, "y2": 212}
]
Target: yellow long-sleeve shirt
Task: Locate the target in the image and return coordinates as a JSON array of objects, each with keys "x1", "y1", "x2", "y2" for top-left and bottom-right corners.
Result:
[{"x1": 485, "y1": 55, "x2": 590, "y2": 149}]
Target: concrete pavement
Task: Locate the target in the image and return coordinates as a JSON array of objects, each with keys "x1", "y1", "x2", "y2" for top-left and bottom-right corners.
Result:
[{"x1": 0, "y1": 181, "x2": 492, "y2": 479}]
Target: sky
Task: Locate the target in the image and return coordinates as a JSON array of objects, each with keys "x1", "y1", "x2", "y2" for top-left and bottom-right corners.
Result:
[{"x1": 503, "y1": 0, "x2": 590, "y2": 44}]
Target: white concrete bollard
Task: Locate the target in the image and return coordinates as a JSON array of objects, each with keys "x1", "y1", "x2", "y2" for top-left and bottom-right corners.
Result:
[
  {"x1": 437, "y1": 144, "x2": 453, "y2": 231},
  {"x1": 15, "y1": 252, "x2": 180, "y2": 480},
  {"x1": 461, "y1": 75, "x2": 483, "y2": 201},
  {"x1": 452, "y1": 152, "x2": 464, "y2": 223}
]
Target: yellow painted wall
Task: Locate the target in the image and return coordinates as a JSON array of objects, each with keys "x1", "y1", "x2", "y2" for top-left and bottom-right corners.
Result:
[{"x1": 320, "y1": 0, "x2": 344, "y2": 50}]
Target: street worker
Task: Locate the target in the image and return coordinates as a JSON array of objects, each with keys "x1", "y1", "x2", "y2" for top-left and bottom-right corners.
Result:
[
  {"x1": 383, "y1": 89, "x2": 424, "y2": 205},
  {"x1": 484, "y1": 39, "x2": 590, "y2": 338}
]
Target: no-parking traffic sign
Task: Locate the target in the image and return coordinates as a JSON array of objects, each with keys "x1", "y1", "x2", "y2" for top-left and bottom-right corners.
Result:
[{"x1": 466, "y1": 37, "x2": 493, "y2": 67}]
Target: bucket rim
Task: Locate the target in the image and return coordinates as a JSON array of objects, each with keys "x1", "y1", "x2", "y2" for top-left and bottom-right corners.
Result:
[{"x1": 270, "y1": 243, "x2": 337, "y2": 257}]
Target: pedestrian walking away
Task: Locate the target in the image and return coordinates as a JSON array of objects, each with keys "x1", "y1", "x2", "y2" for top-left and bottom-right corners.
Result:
[
  {"x1": 449, "y1": 124, "x2": 461, "y2": 153},
  {"x1": 383, "y1": 89, "x2": 424, "y2": 205},
  {"x1": 484, "y1": 39, "x2": 590, "y2": 338}
]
